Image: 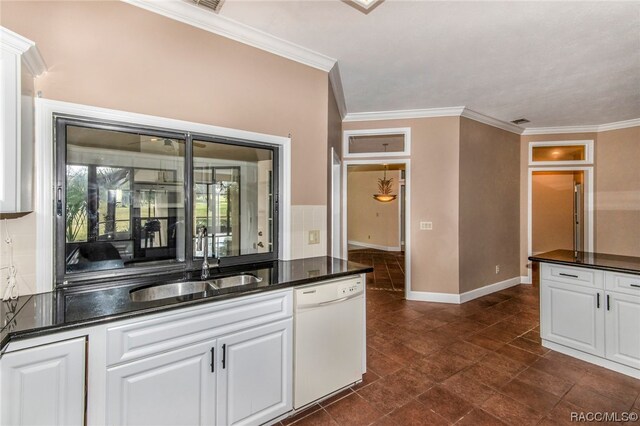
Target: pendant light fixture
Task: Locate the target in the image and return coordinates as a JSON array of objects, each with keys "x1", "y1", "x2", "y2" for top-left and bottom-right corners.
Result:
[{"x1": 373, "y1": 144, "x2": 397, "y2": 203}]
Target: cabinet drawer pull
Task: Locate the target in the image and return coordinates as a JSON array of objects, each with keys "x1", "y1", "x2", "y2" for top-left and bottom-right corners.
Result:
[
  {"x1": 630, "y1": 284, "x2": 640, "y2": 289},
  {"x1": 606, "y1": 294, "x2": 610, "y2": 311},
  {"x1": 222, "y1": 344, "x2": 226, "y2": 369},
  {"x1": 559, "y1": 272, "x2": 579, "y2": 278},
  {"x1": 597, "y1": 293, "x2": 600, "y2": 309},
  {"x1": 210, "y1": 347, "x2": 215, "y2": 373}
]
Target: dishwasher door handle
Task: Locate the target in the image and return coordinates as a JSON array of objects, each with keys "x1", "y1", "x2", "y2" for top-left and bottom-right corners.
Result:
[{"x1": 296, "y1": 292, "x2": 362, "y2": 310}]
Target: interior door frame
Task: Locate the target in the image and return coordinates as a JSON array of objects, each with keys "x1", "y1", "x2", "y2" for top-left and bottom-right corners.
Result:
[
  {"x1": 330, "y1": 148, "x2": 342, "y2": 259},
  {"x1": 342, "y1": 158, "x2": 411, "y2": 297},
  {"x1": 527, "y1": 166, "x2": 594, "y2": 282}
]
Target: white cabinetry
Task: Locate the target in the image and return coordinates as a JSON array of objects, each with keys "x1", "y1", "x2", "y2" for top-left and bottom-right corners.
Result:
[
  {"x1": 541, "y1": 280, "x2": 604, "y2": 357},
  {"x1": 217, "y1": 320, "x2": 291, "y2": 426},
  {"x1": 105, "y1": 289, "x2": 293, "y2": 425},
  {"x1": 107, "y1": 339, "x2": 217, "y2": 426},
  {"x1": 0, "y1": 27, "x2": 46, "y2": 214},
  {"x1": 0, "y1": 337, "x2": 86, "y2": 426},
  {"x1": 540, "y1": 263, "x2": 640, "y2": 377}
]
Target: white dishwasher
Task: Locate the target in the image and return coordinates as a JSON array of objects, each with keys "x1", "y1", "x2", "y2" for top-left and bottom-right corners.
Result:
[{"x1": 293, "y1": 276, "x2": 365, "y2": 409}]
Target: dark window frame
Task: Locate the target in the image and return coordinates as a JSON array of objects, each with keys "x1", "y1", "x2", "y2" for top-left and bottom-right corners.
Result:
[{"x1": 55, "y1": 116, "x2": 280, "y2": 287}]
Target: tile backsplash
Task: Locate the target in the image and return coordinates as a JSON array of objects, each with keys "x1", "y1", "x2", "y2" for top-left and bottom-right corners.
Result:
[
  {"x1": 290, "y1": 205, "x2": 327, "y2": 260},
  {"x1": 0, "y1": 213, "x2": 38, "y2": 297}
]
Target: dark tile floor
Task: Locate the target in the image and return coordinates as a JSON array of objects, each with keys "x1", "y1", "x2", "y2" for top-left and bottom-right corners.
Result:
[
  {"x1": 348, "y1": 249, "x2": 405, "y2": 292},
  {"x1": 280, "y1": 284, "x2": 640, "y2": 425}
]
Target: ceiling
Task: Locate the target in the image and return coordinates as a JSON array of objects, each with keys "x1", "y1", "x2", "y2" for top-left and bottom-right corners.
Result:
[{"x1": 218, "y1": 0, "x2": 640, "y2": 128}]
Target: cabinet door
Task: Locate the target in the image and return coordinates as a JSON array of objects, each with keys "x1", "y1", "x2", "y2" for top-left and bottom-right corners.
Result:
[
  {"x1": 217, "y1": 319, "x2": 292, "y2": 426},
  {"x1": 541, "y1": 280, "x2": 605, "y2": 356},
  {"x1": 107, "y1": 339, "x2": 216, "y2": 426},
  {"x1": 0, "y1": 337, "x2": 86, "y2": 426},
  {"x1": 605, "y1": 292, "x2": 640, "y2": 369}
]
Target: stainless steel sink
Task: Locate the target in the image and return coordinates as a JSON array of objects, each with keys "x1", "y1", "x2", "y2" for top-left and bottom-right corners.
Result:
[
  {"x1": 129, "y1": 274, "x2": 263, "y2": 302},
  {"x1": 209, "y1": 274, "x2": 262, "y2": 289},
  {"x1": 130, "y1": 281, "x2": 216, "y2": 302}
]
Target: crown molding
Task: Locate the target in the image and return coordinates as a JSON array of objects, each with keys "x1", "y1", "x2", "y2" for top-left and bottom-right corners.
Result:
[
  {"x1": 521, "y1": 118, "x2": 640, "y2": 135},
  {"x1": 121, "y1": 0, "x2": 336, "y2": 72},
  {"x1": 460, "y1": 108, "x2": 523, "y2": 134},
  {"x1": 343, "y1": 106, "x2": 465, "y2": 122},
  {"x1": 0, "y1": 26, "x2": 47, "y2": 76},
  {"x1": 329, "y1": 63, "x2": 347, "y2": 119}
]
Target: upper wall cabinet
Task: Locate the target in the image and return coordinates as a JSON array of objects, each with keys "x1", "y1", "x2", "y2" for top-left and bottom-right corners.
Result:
[{"x1": 0, "y1": 27, "x2": 46, "y2": 215}]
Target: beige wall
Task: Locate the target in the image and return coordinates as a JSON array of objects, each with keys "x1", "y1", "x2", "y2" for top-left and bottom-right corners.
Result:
[
  {"x1": 532, "y1": 172, "x2": 576, "y2": 254},
  {"x1": 0, "y1": 1, "x2": 331, "y2": 294},
  {"x1": 595, "y1": 126, "x2": 640, "y2": 257},
  {"x1": 520, "y1": 126, "x2": 640, "y2": 275},
  {"x1": 458, "y1": 118, "x2": 520, "y2": 293},
  {"x1": 0, "y1": 0, "x2": 329, "y2": 206},
  {"x1": 344, "y1": 117, "x2": 460, "y2": 294},
  {"x1": 347, "y1": 170, "x2": 401, "y2": 249}
]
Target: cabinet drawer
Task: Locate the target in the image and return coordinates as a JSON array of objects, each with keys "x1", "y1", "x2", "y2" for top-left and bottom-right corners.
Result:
[
  {"x1": 106, "y1": 289, "x2": 292, "y2": 366},
  {"x1": 606, "y1": 271, "x2": 640, "y2": 296},
  {"x1": 541, "y1": 263, "x2": 603, "y2": 289}
]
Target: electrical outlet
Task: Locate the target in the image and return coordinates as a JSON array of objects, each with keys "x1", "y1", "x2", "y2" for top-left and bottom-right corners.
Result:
[
  {"x1": 420, "y1": 222, "x2": 433, "y2": 230},
  {"x1": 308, "y1": 230, "x2": 320, "y2": 245},
  {"x1": 495, "y1": 265, "x2": 500, "y2": 274}
]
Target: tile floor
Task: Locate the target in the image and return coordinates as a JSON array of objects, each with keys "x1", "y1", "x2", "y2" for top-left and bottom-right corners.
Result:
[
  {"x1": 348, "y1": 249, "x2": 405, "y2": 292},
  {"x1": 280, "y1": 283, "x2": 640, "y2": 425}
]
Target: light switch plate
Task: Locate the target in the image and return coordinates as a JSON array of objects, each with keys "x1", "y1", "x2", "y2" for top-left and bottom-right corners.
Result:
[
  {"x1": 420, "y1": 221, "x2": 433, "y2": 230},
  {"x1": 308, "y1": 230, "x2": 320, "y2": 244}
]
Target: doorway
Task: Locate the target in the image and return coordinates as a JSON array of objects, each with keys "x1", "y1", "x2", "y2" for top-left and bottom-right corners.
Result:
[
  {"x1": 528, "y1": 166, "x2": 593, "y2": 284},
  {"x1": 344, "y1": 161, "x2": 408, "y2": 296}
]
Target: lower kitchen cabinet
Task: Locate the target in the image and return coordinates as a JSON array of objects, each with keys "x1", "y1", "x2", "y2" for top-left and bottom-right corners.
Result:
[
  {"x1": 217, "y1": 319, "x2": 292, "y2": 426},
  {"x1": 540, "y1": 279, "x2": 605, "y2": 357},
  {"x1": 605, "y1": 291, "x2": 640, "y2": 369},
  {"x1": 0, "y1": 337, "x2": 86, "y2": 426},
  {"x1": 106, "y1": 339, "x2": 217, "y2": 426}
]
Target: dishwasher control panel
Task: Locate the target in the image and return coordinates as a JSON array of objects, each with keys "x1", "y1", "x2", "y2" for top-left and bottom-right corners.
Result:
[{"x1": 338, "y1": 280, "x2": 363, "y2": 297}]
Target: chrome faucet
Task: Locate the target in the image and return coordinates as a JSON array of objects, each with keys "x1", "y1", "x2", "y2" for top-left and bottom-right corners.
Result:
[{"x1": 196, "y1": 225, "x2": 218, "y2": 279}]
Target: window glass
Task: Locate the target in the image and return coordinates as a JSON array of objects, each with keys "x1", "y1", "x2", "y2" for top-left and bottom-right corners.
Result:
[
  {"x1": 64, "y1": 125, "x2": 185, "y2": 274},
  {"x1": 532, "y1": 145, "x2": 586, "y2": 162},
  {"x1": 348, "y1": 134, "x2": 405, "y2": 154},
  {"x1": 193, "y1": 140, "x2": 274, "y2": 258}
]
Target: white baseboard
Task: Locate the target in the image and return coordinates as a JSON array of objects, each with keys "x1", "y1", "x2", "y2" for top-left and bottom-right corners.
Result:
[
  {"x1": 520, "y1": 275, "x2": 532, "y2": 284},
  {"x1": 542, "y1": 340, "x2": 640, "y2": 379},
  {"x1": 407, "y1": 276, "x2": 521, "y2": 305},
  {"x1": 347, "y1": 240, "x2": 401, "y2": 252},
  {"x1": 406, "y1": 290, "x2": 460, "y2": 304},
  {"x1": 459, "y1": 276, "x2": 522, "y2": 303}
]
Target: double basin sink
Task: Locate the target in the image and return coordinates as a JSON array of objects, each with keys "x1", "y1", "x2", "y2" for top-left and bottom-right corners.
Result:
[{"x1": 130, "y1": 274, "x2": 262, "y2": 302}]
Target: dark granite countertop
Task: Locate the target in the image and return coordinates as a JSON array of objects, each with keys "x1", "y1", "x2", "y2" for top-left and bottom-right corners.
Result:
[
  {"x1": 529, "y1": 250, "x2": 640, "y2": 275},
  {"x1": 0, "y1": 256, "x2": 372, "y2": 351}
]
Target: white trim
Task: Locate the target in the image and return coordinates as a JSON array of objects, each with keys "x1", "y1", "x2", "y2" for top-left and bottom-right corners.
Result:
[
  {"x1": 329, "y1": 64, "x2": 347, "y2": 120},
  {"x1": 330, "y1": 148, "x2": 342, "y2": 259},
  {"x1": 460, "y1": 108, "x2": 523, "y2": 134},
  {"x1": 343, "y1": 127, "x2": 411, "y2": 158},
  {"x1": 528, "y1": 140, "x2": 594, "y2": 166},
  {"x1": 522, "y1": 118, "x2": 640, "y2": 135},
  {"x1": 520, "y1": 275, "x2": 532, "y2": 284},
  {"x1": 342, "y1": 158, "x2": 411, "y2": 297},
  {"x1": 347, "y1": 240, "x2": 401, "y2": 252},
  {"x1": 459, "y1": 277, "x2": 521, "y2": 304},
  {"x1": 542, "y1": 340, "x2": 640, "y2": 379},
  {"x1": 34, "y1": 98, "x2": 292, "y2": 292},
  {"x1": 406, "y1": 290, "x2": 460, "y2": 304},
  {"x1": 527, "y1": 166, "x2": 594, "y2": 285},
  {"x1": 597, "y1": 118, "x2": 640, "y2": 132},
  {"x1": 0, "y1": 26, "x2": 47, "y2": 76},
  {"x1": 343, "y1": 106, "x2": 464, "y2": 123},
  {"x1": 121, "y1": 0, "x2": 336, "y2": 72}
]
